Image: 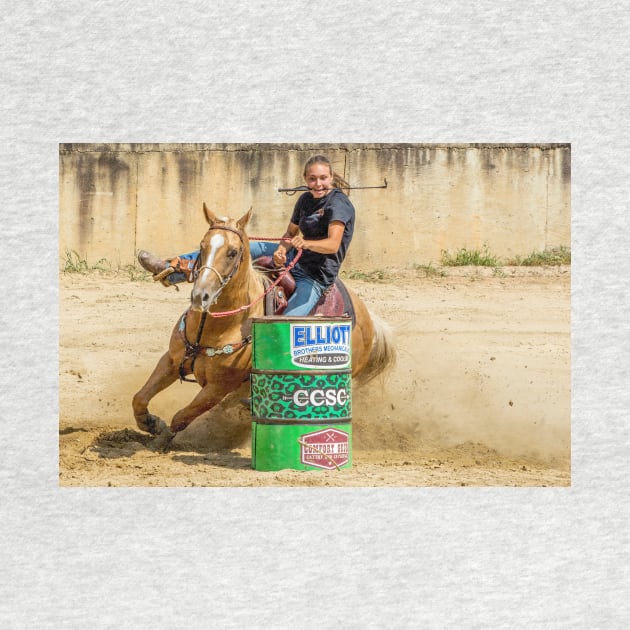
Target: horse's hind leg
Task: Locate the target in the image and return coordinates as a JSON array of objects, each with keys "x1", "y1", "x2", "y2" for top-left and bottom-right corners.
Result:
[{"x1": 132, "y1": 351, "x2": 179, "y2": 435}]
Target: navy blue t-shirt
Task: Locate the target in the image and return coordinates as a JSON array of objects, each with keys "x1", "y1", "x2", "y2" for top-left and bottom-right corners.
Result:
[{"x1": 290, "y1": 189, "x2": 355, "y2": 288}]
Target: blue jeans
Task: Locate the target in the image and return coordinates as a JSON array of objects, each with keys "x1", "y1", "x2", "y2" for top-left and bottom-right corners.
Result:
[{"x1": 174, "y1": 242, "x2": 325, "y2": 316}]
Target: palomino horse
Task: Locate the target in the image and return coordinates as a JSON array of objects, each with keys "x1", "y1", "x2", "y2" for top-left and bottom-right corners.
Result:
[{"x1": 132, "y1": 203, "x2": 395, "y2": 448}]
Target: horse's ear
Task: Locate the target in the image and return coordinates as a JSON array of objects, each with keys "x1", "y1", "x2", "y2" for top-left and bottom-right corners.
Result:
[
  {"x1": 236, "y1": 206, "x2": 253, "y2": 231},
  {"x1": 203, "y1": 202, "x2": 217, "y2": 225}
]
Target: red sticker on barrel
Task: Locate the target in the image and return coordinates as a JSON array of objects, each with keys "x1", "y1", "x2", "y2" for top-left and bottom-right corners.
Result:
[{"x1": 300, "y1": 428, "x2": 349, "y2": 470}]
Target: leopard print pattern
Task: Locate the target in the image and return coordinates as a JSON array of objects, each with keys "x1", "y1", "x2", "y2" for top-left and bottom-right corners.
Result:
[{"x1": 251, "y1": 371, "x2": 352, "y2": 420}]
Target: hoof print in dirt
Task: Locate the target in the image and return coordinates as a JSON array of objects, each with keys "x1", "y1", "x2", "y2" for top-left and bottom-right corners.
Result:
[
  {"x1": 91, "y1": 429, "x2": 153, "y2": 457},
  {"x1": 151, "y1": 429, "x2": 176, "y2": 453}
]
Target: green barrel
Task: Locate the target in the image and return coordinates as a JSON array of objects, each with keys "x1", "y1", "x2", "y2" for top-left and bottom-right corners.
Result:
[{"x1": 251, "y1": 316, "x2": 353, "y2": 471}]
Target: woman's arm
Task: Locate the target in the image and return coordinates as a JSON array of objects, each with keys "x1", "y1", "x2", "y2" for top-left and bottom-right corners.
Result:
[{"x1": 290, "y1": 221, "x2": 345, "y2": 255}]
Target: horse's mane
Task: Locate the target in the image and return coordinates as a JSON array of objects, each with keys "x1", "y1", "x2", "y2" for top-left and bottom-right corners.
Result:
[{"x1": 249, "y1": 260, "x2": 273, "y2": 290}]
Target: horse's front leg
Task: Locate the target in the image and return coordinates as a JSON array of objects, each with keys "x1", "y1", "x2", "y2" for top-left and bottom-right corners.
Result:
[
  {"x1": 150, "y1": 381, "x2": 228, "y2": 452},
  {"x1": 132, "y1": 350, "x2": 179, "y2": 435},
  {"x1": 169, "y1": 380, "x2": 231, "y2": 434}
]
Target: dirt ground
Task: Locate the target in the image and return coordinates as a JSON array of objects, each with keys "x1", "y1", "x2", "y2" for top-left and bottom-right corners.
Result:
[{"x1": 59, "y1": 266, "x2": 571, "y2": 487}]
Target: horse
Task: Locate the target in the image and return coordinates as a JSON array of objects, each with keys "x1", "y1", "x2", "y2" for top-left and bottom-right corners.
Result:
[{"x1": 132, "y1": 202, "x2": 396, "y2": 449}]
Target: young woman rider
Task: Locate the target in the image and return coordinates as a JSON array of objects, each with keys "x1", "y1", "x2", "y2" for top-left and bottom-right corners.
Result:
[{"x1": 137, "y1": 154, "x2": 355, "y2": 316}]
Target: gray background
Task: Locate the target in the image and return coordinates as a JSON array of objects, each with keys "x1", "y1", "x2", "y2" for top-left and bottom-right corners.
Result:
[{"x1": 1, "y1": 1, "x2": 627, "y2": 627}]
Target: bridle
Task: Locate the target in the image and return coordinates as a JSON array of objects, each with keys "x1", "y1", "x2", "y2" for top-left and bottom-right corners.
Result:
[{"x1": 192, "y1": 223, "x2": 246, "y2": 303}]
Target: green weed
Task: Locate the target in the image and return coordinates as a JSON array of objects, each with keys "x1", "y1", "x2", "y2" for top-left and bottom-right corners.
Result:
[
  {"x1": 508, "y1": 246, "x2": 571, "y2": 266},
  {"x1": 342, "y1": 269, "x2": 388, "y2": 282},
  {"x1": 413, "y1": 262, "x2": 446, "y2": 277},
  {"x1": 62, "y1": 249, "x2": 110, "y2": 273},
  {"x1": 124, "y1": 264, "x2": 151, "y2": 281},
  {"x1": 62, "y1": 249, "x2": 89, "y2": 273},
  {"x1": 92, "y1": 257, "x2": 112, "y2": 272},
  {"x1": 440, "y1": 245, "x2": 500, "y2": 267},
  {"x1": 61, "y1": 249, "x2": 154, "y2": 280}
]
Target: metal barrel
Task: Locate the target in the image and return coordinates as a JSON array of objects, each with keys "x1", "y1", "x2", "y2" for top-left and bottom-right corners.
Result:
[{"x1": 250, "y1": 316, "x2": 353, "y2": 471}]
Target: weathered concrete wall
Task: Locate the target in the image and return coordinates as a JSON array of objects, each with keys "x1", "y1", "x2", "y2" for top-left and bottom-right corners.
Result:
[{"x1": 59, "y1": 143, "x2": 570, "y2": 269}]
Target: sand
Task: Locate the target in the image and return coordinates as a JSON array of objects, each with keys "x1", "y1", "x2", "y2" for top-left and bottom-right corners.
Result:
[{"x1": 59, "y1": 266, "x2": 570, "y2": 486}]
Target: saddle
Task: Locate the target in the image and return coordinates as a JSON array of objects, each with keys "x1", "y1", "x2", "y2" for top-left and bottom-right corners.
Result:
[{"x1": 253, "y1": 256, "x2": 355, "y2": 325}]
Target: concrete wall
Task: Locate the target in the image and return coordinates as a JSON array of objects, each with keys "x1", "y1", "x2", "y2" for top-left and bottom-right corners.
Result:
[{"x1": 59, "y1": 143, "x2": 570, "y2": 269}]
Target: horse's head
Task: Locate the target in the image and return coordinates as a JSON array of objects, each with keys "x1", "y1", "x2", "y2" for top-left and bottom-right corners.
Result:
[{"x1": 190, "y1": 203, "x2": 253, "y2": 312}]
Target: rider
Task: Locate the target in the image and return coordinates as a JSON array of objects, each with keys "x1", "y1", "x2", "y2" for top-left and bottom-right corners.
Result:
[{"x1": 137, "y1": 154, "x2": 356, "y2": 316}]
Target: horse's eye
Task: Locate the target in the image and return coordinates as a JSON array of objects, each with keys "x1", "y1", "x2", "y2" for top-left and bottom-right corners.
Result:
[{"x1": 227, "y1": 248, "x2": 238, "y2": 258}]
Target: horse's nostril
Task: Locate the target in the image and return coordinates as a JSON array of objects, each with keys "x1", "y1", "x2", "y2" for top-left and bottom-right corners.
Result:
[{"x1": 203, "y1": 293, "x2": 209, "y2": 303}]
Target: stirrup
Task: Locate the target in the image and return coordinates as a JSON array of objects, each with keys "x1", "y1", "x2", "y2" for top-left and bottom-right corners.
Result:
[{"x1": 153, "y1": 266, "x2": 178, "y2": 289}]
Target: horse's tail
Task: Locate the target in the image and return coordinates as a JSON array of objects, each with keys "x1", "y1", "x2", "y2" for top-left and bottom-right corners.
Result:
[{"x1": 355, "y1": 311, "x2": 397, "y2": 387}]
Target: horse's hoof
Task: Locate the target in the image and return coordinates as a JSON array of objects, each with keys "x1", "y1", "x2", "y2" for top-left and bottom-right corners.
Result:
[
  {"x1": 151, "y1": 429, "x2": 176, "y2": 453},
  {"x1": 137, "y1": 413, "x2": 168, "y2": 435}
]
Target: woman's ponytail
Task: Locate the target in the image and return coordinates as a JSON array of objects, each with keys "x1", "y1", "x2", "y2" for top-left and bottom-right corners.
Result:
[{"x1": 332, "y1": 172, "x2": 351, "y2": 196}]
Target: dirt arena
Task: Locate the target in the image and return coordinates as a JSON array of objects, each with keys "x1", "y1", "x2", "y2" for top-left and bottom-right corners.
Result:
[{"x1": 59, "y1": 266, "x2": 571, "y2": 487}]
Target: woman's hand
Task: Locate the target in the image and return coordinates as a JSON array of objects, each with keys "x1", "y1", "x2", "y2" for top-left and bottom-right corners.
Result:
[
  {"x1": 274, "y1": 222, "x2": 300, "y2": 266},
  {"x1": 287, "y1": 222, "x2": 345, "y2": 255},
  {"x1": 290, "y1": 235, "x2": 305, "y2": 250},
  {"x1": 273, "y1": 245, "x2": 288, "y2": 267}
]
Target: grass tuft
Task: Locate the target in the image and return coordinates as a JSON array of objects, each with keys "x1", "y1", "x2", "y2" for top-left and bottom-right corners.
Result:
[
  {"x1": 62, "y1": 249, "x2": 89, "y2": 273},
  {"x1": 62, "y1": 250, "x2": 152, "y2": 280},
  {"x1": 124, "y1": 264, "x2": 152, "y2": 281},
  {"x1": 441, "y1": 245, "x2": 500, "y2": 267},
  {"x1": 413, "y1": 262, "x2": 446, "y2": 277},
  {"x1": 508, "y1": 246, "x2": 571, "y2": 266},
  {"x1": 341, "y1": 269, "x2": 388, "y2": 282},
  {"x1": 61, "y1": 249, "x2": 111, "y2": 274}
]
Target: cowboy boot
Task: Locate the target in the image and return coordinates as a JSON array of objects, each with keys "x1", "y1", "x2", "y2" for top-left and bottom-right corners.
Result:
[{"x1": 138, "y1": 250, "x2": 168, "y2": 274}]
